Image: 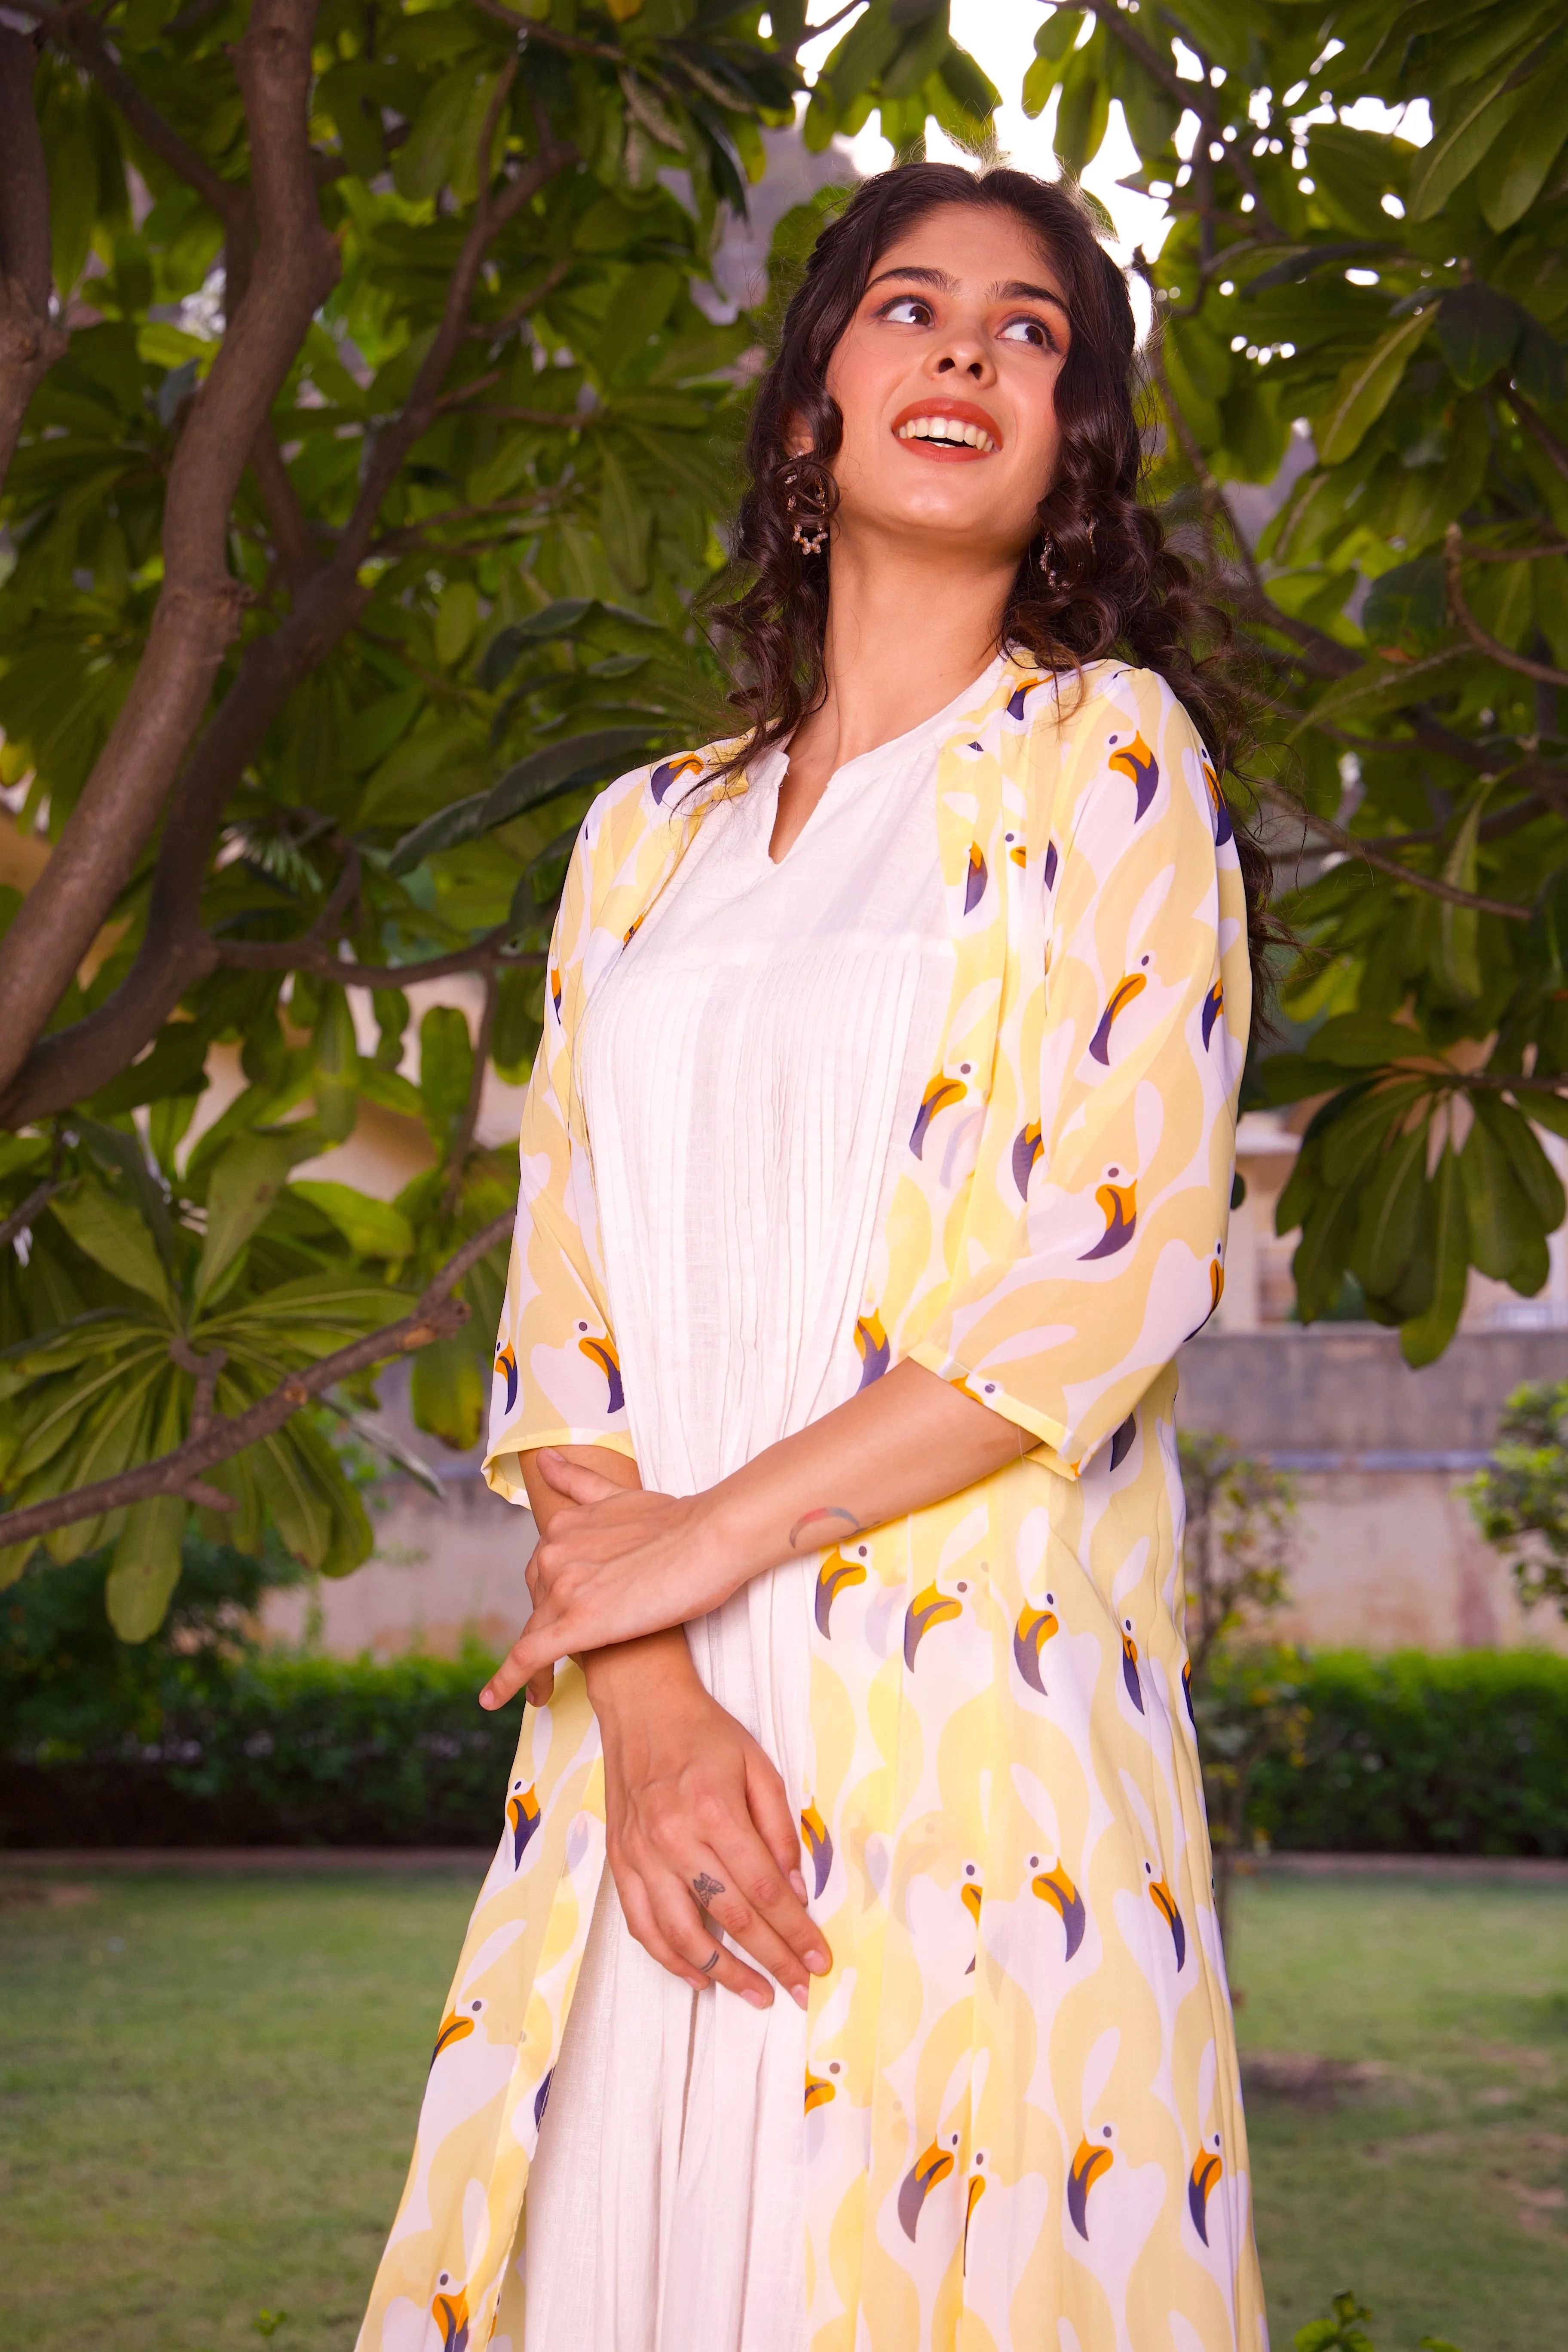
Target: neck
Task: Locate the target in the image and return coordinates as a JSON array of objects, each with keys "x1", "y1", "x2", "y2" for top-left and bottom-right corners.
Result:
[{"x1": 796, "y1": 528, "x2": 1017, "y2": 775}]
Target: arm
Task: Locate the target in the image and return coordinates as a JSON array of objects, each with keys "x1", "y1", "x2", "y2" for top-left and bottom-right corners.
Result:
[{"x1": 516, "y1": 1443, "x2": 832, "y2": 2010}]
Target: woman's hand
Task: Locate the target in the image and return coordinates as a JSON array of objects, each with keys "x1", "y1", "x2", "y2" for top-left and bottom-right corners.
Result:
[
  {"x1": 591, "y1": 1637, "x2": 831, "y2": 2011},
  {"x1": 481, "y1": 1451, "x2": 734, "y2": 1711}
]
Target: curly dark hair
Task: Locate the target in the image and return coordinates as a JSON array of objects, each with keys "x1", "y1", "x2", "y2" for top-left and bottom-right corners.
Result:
[{"x1": 706, "y1": 161, "x2": 1275, "y2": 1022}]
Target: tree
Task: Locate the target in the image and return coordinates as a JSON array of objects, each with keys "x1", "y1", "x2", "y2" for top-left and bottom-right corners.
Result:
[
  {"x1": 1466, "y1": 1376, "x2": 1568, "y2": 1617},
  {"x1": 1179, "y1": 1430, "x2": 1307, "y2": 1954},
  {"x1": 0, "y1": 0, "x2": 998, "y2": 1632},
  {"x1": 1023, "y1": 1, "x2": 1568, "y2": 1365}
]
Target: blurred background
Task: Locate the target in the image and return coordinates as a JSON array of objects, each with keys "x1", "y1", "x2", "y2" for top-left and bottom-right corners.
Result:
[{"x1": 2, "y1": 3, "x2": 1566, "y2": 2347}]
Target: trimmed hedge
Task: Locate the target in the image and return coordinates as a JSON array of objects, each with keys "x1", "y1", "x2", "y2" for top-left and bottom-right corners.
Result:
[
  {"x1": 2, "y1": 1641, "x2": 1565, "y2": 1853},
  {"x1": 1257, "y1": 1648, "x2": 1568, "y2": 1858}
]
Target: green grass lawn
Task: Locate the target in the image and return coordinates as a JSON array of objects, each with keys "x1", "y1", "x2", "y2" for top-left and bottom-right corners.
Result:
[{"x1": 0, "y1": 1867, "x2": 1564, "y2": 2351}]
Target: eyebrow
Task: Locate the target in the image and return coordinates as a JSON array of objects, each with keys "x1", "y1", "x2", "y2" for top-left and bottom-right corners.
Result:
[{"x1": 865, "y1": 263, "x2": 1072, "y2": 322}]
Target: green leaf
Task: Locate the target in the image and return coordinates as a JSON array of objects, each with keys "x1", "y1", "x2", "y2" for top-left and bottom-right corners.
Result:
[
  {"x1": 410, "y1": 1328, "x2": 486, "y2": 1451},
  {"x1": 1308, "y1": 1014, "x2": 1434, "y2": 1069},
  {"x1": 481, "y1": 725, "x2": 661, "y2": 828},
  {"x1": 50, "y1": 1178, "x2": 172, "y2": 1313},
  {"x1": 1313, "y1": 310, "x2": 1433, "y2": 465},
  {"x1": 106, "y1": 1495, "x2": 187, "y2": 1641},
  {"x1": 194, "y1": 1134, "x2": 295, "y2": 1307},
  {"x1": 1362, "y1": 555, "x2": 1446, "y2": 649},
  {"x1": 87, "y1": 1022, "x2": 212, "y2": 1116},
  {"x1": 1401, "y1": 1144, "x2": 1470, "y2": 1367},
  {"x1": 1407, "y1": 71, "x2": 1530, "y2": 220},
  {"x1": 435, "y1": 579, "x2": 479, "y2": 667},
  {"x1": 312, "y1": 984, "x2": 360, "y2": 1144},
  {"x1": 385, "y1": 791, "x2": 489, "y2": 877},
  {"x1": 597, "y1": 442, "x2": 653, "y2": 592},
  {"x1": 1351, "y1": 1118, "x2": 1429, "y2": 1297},
  {"x1": 290, "y1": 1180, "x2": 415, "y2": 1260},
  {"x1": 1472, "y1": 1096, "x2": 1566, "y2": 1230},
  {"x1": 1434, "y1": 282, "x2": 1522, "y2": 390},
  {"x1": 1292, "y1": 1180, "x2": 1363, "y2": 1323},
  {"x1": 1459, "y1": 1111, "x2": 1537, "y2": 1282},
  {"x1": 419, "y1": 1005, "x2": 473, "y2": 1147},
  {"x1": 1476, "y1": 54, "x2": 1568, "y2": 227}
]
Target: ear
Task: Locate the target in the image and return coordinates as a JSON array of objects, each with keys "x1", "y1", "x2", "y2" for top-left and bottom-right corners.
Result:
[{"x1": 782, "y1": 409, "x2": 814, "y2": 460}]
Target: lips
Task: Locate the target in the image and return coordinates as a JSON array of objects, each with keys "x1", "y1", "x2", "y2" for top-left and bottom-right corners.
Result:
[{"x1": 891, "y1": 397, "x2": 1002, "y2": 458}]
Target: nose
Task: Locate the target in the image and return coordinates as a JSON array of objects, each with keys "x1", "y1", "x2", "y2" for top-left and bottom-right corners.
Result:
[{"x1": 928, "y1": 319, "x2": 995, "y2": 386}]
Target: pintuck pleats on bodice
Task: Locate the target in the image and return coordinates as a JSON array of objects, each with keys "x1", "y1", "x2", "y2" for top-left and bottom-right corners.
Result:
[{"x1": 358, "y1": 656, "x2": 1268, "y2": 2352}]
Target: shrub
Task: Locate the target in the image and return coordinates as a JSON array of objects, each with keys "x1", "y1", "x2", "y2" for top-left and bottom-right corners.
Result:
[{"x1": 1256, "y1": 1651, "x2": 1568, "y2": 1858}]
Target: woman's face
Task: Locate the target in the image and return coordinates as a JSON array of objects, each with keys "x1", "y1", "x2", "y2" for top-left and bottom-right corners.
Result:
[{"x1": 812, "y1": 202, "x2": 1072, "y2": 565}]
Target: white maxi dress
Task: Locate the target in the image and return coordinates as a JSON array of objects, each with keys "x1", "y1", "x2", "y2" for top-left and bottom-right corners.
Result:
[{"x1": 518, "y1": 656, "x2": 1008, "y2": 2352}]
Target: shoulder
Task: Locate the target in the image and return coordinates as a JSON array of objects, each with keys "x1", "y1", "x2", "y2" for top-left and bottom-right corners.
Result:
[
  {"x1": 573, "y1": 731, "x2": 745, "y2": 880},
  {"x1": 1013, "y1": 661, "x2": 1220, "y2": 841}
]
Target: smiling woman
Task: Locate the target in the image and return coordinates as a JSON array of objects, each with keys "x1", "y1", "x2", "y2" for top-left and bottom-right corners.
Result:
[{"x1": 359, "y1": 165, "x2": 1270, "y2": 2352}]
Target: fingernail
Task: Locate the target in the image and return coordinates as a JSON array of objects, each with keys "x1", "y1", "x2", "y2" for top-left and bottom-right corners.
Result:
[
  {"x1": 788, "y1": 1870, "x2": 808, "y2": 1901},
  {"x1": 742, "y1": 1988, "x2": 771, "y2": 2010},
  {"x1": 479, "y1": 1690, "x2": 495, "y2": 1709},
  {"x1": 805, "y1": 1948, "x2": 829, "y2": 1973},
  {"x1": 791, "y1": 1982, "x2": 809, "y2": 2009}
]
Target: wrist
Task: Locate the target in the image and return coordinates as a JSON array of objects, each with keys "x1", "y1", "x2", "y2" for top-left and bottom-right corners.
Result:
[{"x1": 584, "y1": 1627, "x2": 700, "y2": 1719}]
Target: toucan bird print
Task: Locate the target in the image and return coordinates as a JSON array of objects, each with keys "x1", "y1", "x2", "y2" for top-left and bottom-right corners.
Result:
[
  {"x1": 1201, "y1": 746, "x2": 1234, "y2": 844},
  {"x1": 1202, "y1": 977, "x2": 1224, "y2": 1049},
  {"x1": 853, "y1": 1309, "x2": 889, "y2": 1389},
  {"x1": 507, "y1": 1779, "x2": 540, "y2": 1868},
  {"x1": 903, "y1": 1580, "x2": 962, "y2": 1669},
  {"x1": 576, "y1": 1328, "x2": 623, "y2": 1415},
  {"x1": 800, "y1": 1801, "x2": 834, "y2": 1899},
  {"x1": 1068, "y1": 2129, "x2": 1115, "y2": 2239},
  {"x1": 1145, "y1": 1859, "x2": 1187, "y2": 1970},
  {"x1": 431, "y1": 1998, "x2": 484, "y2": 2068},
  {"x1": 494, "y1": 1343, "x2": 518, "y2": 1415},
  {"x1": 963, "y1": 2160, "x2": 986, "y2": 2269},
  {"x1": 1011, "y1": 1120, "x2": 1043, "y2": 1198},
  {"x1": 432, "y1": 2278, "x2": 469, "y2": 2352},
  {"x1": 1109, "y1": 1412, "x2": 1138, "y2": 1471},
  {"x1": 1108, "y1": 729, "x2": 1160, "y2": 820},
  {"x1": 1189, "y1": 2135, "x2": 1223, "y2": 2244},
  {"x1": 1089, "y1": 961, "x2": 1150, "y2": 1064},
  {"x1": 650, "y1": 752, "x2": 704, "y2": 805},
  {"x1": 962, "y1": 1862, "x2": 983, "y2": 1971},
  {"x1": 910, "y1": 1068, "x2": 967, "y2": 1158},
  {"x1": 964, "y1": 842, "x2": 989, "y2": 913},
  {"x1": 1081, "y1": 1171, "x2": 1137, "y2": 1260},
  {"x1": 1012, "y1": 1597, "x2": 1059, "y2": 1695},
  {"x1": 1121, "y1": 1618, "x2": 1145, "y2": 1712},
  {"x1": 804, "y1": 2069, "x2": 836, "y2": 2115},
  {"x1": 897, "y1": 2132, "x2": 959, "y2": 2240},
  {"x1": 1032, "y1": 1858, "x2": 1087, "y2": 1961},
  {"x1": 814, "y1": 1544, "x2": 868, "y2": 1637}
]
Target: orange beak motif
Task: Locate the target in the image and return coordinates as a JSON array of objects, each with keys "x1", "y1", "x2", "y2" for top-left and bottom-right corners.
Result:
[
  {"x1": 800, "y1": 1802, "x2": 834, "y2": 1900},
  {"x1": 1032, "y1": 1862, "x2": 1086, "y2": 1962},
  {"x1": 814, "y1": 1547, "x2": 868, "y2": 1638},
  {"x1": 1189, "y1": 2144, "x2": 1223, "y2": 2243},
  {"x1": 1068, "y1": 2135, "x2": 1114, "y2": 2239},
  {"x1": 897, "y1": 2136, "x2": 955, "y2": 2241},
  {"x1": 494, "y1": 1343, "x2": 518, "y2": 1415},
  {"x1": 577, "y1": 1332, "x2": 623, "y2": 1415},
  {"x1": 910, "y1": 1072, "x2": 966, "y2": 1159},
  {"x1": 1089, "y1": 972, "x2": 1148, "y2": 1066},
  {"x1": 1082, "y1": 1179, "x2": 1137, "y2": 1260},
  {"x1": 903, "y1": 1581, "x2": 962, "y2": 1670},
  {"x1": 1109, "y1": 730, "x2": 1160, "y2": 819},
  {"x1": 853, "y1": 1309, "x2": 889, "y2": 1390},
  {"x1": 1012, "y1": 1602, "x2": 1059, "y2": 1696}
]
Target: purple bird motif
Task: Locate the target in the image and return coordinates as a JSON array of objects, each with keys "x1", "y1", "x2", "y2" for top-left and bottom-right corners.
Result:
[
  {"x1": 494, "y1": 1343, "x2": 518, "y2": 1415},
  {"x1": 853, "y1": 1308, "x2": 889, "y2": 1389},
  {"x1": 1182, "y1": 1657, "x2": 1195, "y2": 1727},
  {"x1": 800, "y1": 1801, "x2": 834, "y2": 1899},
  {"x1": 898, "y1": 2132, "x2": 959, "y2": 2240},
  {"x1": 1013, "y1": 1597, "x2": 1059, "y2": 1695},
  {"x1": 910, "y1": 1069, "x2": 967, "y2": 1158},
  {"x1": 964, "y1": 842, "x2": 989, "y2": 914},
  {"x1": 815, "y1": 1544, "x2": 869, "y2": 1637},
  {"x1": 622, "y1": 911, "x2": 646, "y2": 947},
  {"x1": 1043, "y1": 838, "x2": 1059, "y2": 891},
  {"x1": 1032, "y1": 1858, "x2": 1087, "y2": 1960},
  {"x1": 903, "y1": 1579, "x2": 962, "y2": 1669},
  {"x1": 431, "y1": 1997, "x2": 484, "y2": 2068},
  {"x1": 533, "y1": 2067, "x2": 554, "y2": 2130},
  {"x1": 1109, "y1": 1411, "x2": 1137, "y2": 1471},
  {"x1": 1201, "y1": 747, "x2": 1234, "y2": 844},
  {"x1": 1108, "y1": 729, "x2": 1160, "y2": 819},
  {"x1": 507, "y1": 1779, "x2": 540, "y2": 1868},
  {"x1": 1146, "y1": 1859, "x2": 1187, "y2": 1970},
  {"x1": 963, "y1": 2158, "x2": 986, "y2": 2269},
  {"x1": 432, "y1": 2279, "x2": 469, "y2": 2352},
  {"x1": 650, "y1": 752, "x2": 704, "y2": 805},
  {"x1": 1089, "y1": 959, "x2": 1151, "y2": 1065},
  {"x1": 1068, "y1": 2129, "x2": 1114, "y2": 2239},
  {"x1": 1007, "y1": 673, "x2": 1050, "y2": 721},
  {"x1": 1011, "y1": 1120, "x2": 1044, "y2": 1198},
  {"x1": 804, "y1": 2069, "x2": 836, "y2": 2115},
  {"x1": 577, "y1": 1330, "x2": 623, "y2": 1415},
  {"x1": 1081, "y1": 1172, "x2": 1137, "y2": 1261},
  {"x1": 1189, "y1": 2135, "x2": 1223, "y2": 2243},
  {"x1": 550, "y1": 964, "x2": 562, "y2": 1023},
  {"x1": 962, "y1": 1863, "x2": 982, "y2": 1971},
  {"x1": 1202, "y1": 977, "x2": 1225, "y2": 1049},
  {"x1": 1121, "y1": 1617, "x2": 1145, "y2": 1713}
]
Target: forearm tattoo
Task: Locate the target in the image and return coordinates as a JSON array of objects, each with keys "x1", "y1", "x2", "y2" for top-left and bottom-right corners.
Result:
[
  {"x1": 691, "y1": 1872, "x2": 726, "y2": 1903},
  {"x1": 788, "y1": 1504, "x2": 862, "y2": 1552}
]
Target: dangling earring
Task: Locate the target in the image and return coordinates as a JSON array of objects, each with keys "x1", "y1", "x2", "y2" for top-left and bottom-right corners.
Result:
[
  {"x1": 783, "y1": 462, "x2": 829, "y2": 557},
  {"x1": 1038, "y1": 533, "x2": 1060, "y2": 588}
]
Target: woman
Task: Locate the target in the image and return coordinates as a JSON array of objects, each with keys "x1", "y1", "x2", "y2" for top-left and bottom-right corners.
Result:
[{"x1": 359, "y1": 164, "x2": 1270, "y2": 2352}]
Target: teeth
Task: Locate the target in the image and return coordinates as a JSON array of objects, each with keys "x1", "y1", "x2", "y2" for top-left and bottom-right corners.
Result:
[{"x1": 897, "y1": 416, "x2": 997, "y2": 452}]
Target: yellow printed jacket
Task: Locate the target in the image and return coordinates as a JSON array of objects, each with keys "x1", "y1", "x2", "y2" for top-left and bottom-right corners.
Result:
[{"x1": 359, "y1": 656, "x2": 1268, "y2": 2352}]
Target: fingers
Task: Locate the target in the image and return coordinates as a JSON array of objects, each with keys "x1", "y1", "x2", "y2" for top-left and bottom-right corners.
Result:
[
  {"x1": 697, "y1": 1820, "x2": 830, "y2": 2006},
  {"x1": 612, "y1": 1853, "x2": 774, "y2": 2009},
  {"x1": 536, "y1": 1449, "x2": 625, "y2": 1504},
  {"x1": 481, "y1": 1620, "x2": 558, "y2": 1709},
  {"x1": 744, "y1": 1743, "x2": 813, "y2": 1905},
  {"x1": 525, "y1": 1666, "x2": 556, "y2": 1706}
]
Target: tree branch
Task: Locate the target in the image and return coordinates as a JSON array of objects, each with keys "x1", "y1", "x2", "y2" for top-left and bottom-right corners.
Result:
[
  {"x1": 0, "y1": 1212, "x2": 514, "y2": 1552},
  {"x1": 1085, "y1": 1, "x2": 1286, "y2": 244},
  {"x1": 1507, "y1": 386, "x2": 1568, "y2": 487},
  {"x1": 0, "y1": 0, "x2": 340, "y2": 1106},
  {"x1": 0, "y1": 25, "x2": 67, "y2": 490},
  {"x1": 1446, "y1": 523, "x2": 1568, "y2": 688},
  {"x1": 24, "y1": 2, "x2": 240, "y2": 225},
  {"x1": 0, "y1": 1176, "x2": 63, "y2": 1256},
  {"x1": 1259, "y1": 782, "x2": 1531, "y2": 919},
  {"x1": 217, "y1": 922, "x2": 544, "y2": 989}
]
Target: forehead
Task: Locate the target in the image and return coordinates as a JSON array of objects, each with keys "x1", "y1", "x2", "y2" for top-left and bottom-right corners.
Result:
[{"x1": 867, "y1": 202, "x2": 1065, "y2": 298}]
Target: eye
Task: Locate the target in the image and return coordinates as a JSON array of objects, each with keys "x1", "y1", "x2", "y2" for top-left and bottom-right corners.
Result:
[
  {"x1": 878, "y1": 294, "x2": 934, "y2": 327},
  {"x1": 999, "y1": 313, "x2": 1058, "y2": 351}
]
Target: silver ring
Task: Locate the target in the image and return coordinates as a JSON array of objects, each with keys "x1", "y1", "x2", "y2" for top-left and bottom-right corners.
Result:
[{"x1": 698, "y1": 1947, "x2": 722, "y2": 1975}]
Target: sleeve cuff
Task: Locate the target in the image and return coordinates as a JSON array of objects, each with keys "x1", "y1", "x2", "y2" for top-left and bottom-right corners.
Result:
[
  {"x1": 904, "y1": 1341, "x2": 1084, "y2": 1482},
  {"x1": 481, "y1": 1427, "x2": 639, "y2": 1505}
]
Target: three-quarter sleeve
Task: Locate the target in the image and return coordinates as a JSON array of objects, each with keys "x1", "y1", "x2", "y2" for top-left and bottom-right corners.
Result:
[
  {"x1": 907, "y1": 670, "x2": 1250, "y2": 1478},
  {"x1": 482, "y1": 804, "x2": 637, "y2": 1504}
]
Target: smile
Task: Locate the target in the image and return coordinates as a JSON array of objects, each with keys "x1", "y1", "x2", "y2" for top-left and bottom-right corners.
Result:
[{"x1": 891, "y1": 401, "x2": 1002, "y2": 458}]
